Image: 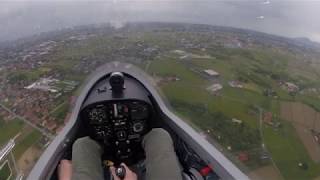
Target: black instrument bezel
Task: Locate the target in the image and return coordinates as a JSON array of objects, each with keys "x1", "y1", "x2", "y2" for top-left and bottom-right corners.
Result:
[{"x1": 80, "y1": 98, "x2": 153, "y2": 163}]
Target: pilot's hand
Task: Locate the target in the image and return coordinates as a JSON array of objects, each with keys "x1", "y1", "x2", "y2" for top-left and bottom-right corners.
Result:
[
  {"x1": 58, "y1": 160, "x2": 72, "y2": 180},
  {"x1": 110, "y1": 163, "x2": 137, "y2": 180}
]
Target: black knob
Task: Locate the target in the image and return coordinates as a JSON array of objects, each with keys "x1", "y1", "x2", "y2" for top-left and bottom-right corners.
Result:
[
  {"x1": 115, "y1": 165, "x2": 126, "y2": 179},
  {"x1": 109, "y1": 72, "x2": 124, "y2": 92}
]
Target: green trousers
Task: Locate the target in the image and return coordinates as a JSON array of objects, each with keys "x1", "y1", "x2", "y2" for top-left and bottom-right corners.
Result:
[{"x1": 71, "y1": 128, "x2": 183, "y2": 180}]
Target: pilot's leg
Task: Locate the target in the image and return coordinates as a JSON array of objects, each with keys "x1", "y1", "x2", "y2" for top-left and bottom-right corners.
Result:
[
  {"x1": 71, "y1": 136, "x2": 104, "y2": 180},
  {"x1": 143, "y1": 128, "x2": 183, "y2": 180}
]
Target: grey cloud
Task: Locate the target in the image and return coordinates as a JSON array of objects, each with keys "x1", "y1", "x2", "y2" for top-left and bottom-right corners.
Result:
[{"x1": 0, "y1": 0, "x2": 319, "y2": 42}]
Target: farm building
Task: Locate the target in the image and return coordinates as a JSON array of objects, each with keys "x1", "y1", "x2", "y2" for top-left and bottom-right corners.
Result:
[
  {"x1": 238, "y1": 152, "x2": 249, "y2": 162},
  {"x1": 263, "y1": 112, "x2": 273, "y2": 125},
  {"x1": 229, "y1": 81, "x2": 243, "y2": 88},
  {"x1": 232, "y1": 118, "x2": 243, "y2": 124},
  {"x1": 204, "y1": 69, "x2": 220, "y2": 77},
  {"x1": 206, "y1": 83, "x2": 223, "y2": 92},
  {"x1": 282, "y1": 82, "x2": 299, "y2": 92}
]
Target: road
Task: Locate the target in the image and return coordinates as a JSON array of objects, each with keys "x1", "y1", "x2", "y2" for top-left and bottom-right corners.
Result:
[{"x1": 0, "y1": 103, "x2": 54, "y2": 139}]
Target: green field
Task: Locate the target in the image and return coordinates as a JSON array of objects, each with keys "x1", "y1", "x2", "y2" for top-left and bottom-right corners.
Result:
[
  {"x1": 0, "y1": 118, "x2": 24, "y2": 147},
  {"x1": 147, "y1": 51, "x2": 320, "y2": 179},
  {"x1": 0, "y1": 161, "x2": 12, "y2": 180},
  {"x1": 148, "y1": 58, "x2": 264, "y2": 167},
  {"x1": 13, "y1": 130, "x2": 42, "y2": 159},
  {"x1": 264, "y1": 122, "x2": 320, "y2": 180},
  {"x1": 148, "y1": 57, "x2": 208, "y2": 85},
  {"x1": 148, "y1": 58, "x2": 263, "y2": 127},
  {"x1": 265, "y1": 99, "x2": 320, "y2": 179},
  {"x1": 0, "y1": 118, "x2": 42, "y2": 159}
]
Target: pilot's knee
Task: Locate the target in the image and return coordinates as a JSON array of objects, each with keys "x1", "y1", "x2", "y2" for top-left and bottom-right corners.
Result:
[
  {"x1": 72, "y1": 136, "x2": 101, "y2": 152},
  {"x1": 152, "y1": 128, "x2": 171, "y2": 139},
  {"x1": 144, "y1": 128, "x2": 173, "y2": 146}
]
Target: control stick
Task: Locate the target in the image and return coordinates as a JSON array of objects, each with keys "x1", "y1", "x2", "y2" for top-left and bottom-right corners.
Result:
[{"x1": 115, "y1": 165, "x2": 126, "y2": 179}]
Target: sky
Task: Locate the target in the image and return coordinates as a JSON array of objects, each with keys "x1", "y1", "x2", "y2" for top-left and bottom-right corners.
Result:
[{"x1": 0, "y1": 0, "x2": 319, "y2": 43}]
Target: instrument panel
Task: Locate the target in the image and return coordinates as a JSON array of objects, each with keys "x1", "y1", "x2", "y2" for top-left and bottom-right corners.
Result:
[{"x1": 82, "y1": 100, "x2": 151, "y2": 161}]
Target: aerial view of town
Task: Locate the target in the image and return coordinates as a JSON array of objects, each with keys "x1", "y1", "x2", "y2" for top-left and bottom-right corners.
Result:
[{"x1": 0, "y1": 22, "x2": 320, "y2": 180}]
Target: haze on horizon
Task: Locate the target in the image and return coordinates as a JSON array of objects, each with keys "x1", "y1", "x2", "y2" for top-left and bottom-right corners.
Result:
[{"x1": 0, "y1": 0, "x2": 320, "y2": 43}]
